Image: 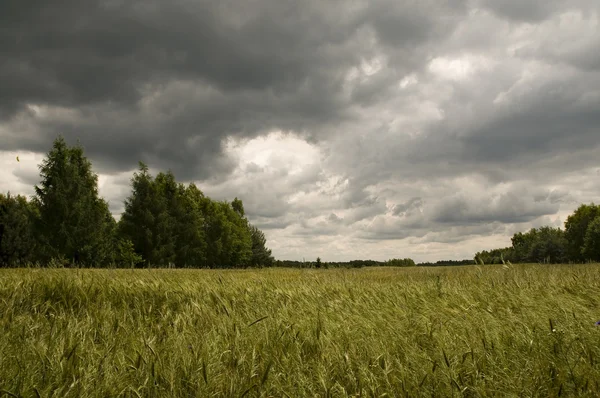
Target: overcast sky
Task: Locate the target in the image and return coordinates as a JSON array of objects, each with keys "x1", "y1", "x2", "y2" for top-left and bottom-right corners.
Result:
[{"x1": 1, "y1": 0, "x2": 599, "y2": 262}]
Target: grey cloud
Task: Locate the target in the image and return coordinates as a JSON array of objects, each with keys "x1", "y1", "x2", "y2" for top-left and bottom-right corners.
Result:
[
  {"x1": 345, "y1": 200, "x2": 387, "y2": 224},
  {"x1": 1, "y1": 0, "x2": 362, "y2": 178},
  {"x1": 359, "y1": 215, "x2": 429, "y2": 241},
  {"x1": 392, "y1": 197, "x2": 423, "y2": 216},
  {"x1": 479, "y1": 0, "x2": 562, "y2": 21},
  {"x1": 366, "y1": 0, "x2": 468, "y2": 48},
  {"x1": 250, "y1": 216, "x2": 295, "y2": 231},
  {"x1": 533, "y1": 190, "x2": 575, "y2": 205},
  {"x1": 244, "y1": 163, "x2": 264, "y2": 174},
  {"x1": 419, "y1": 223, "x2": 508, "y2": 244},
  {"x1": 431, "y1": 192, "x2": 560, "y2": 224},
  {"x1": 328, "y1": 213, "x2": 343, "y2": 224},
  {"x1": 12, "y1": 166, "x2": 40, "y2": 187}
]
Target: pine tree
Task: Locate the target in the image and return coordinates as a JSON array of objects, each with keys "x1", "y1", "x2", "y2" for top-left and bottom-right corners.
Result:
[
  {"x1": 33, "y1": 136, "x2": 115, "y2": 266},
  {"x1": 119, "y1": 162, "x2": 164, "y2": 266},
  {"x1": 175, "y1": 184, "x2": 207, "y2": 267}
]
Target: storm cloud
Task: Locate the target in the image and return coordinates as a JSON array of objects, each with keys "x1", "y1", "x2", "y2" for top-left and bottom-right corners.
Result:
[{"x1": 1, "y1": 0, "x2": 599, "y2": 261}]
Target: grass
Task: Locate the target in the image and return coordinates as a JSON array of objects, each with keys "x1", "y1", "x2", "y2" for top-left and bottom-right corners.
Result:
[{"x1": 1, "y1": 264, "x2": 600, "y2": 397}]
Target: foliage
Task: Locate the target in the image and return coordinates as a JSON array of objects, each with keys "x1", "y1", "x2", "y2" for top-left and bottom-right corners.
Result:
[
  {"x1": 582, "y1": 216, "x2": 600, "y2": 262},
  {"x1": 32, "y1": 136, "x2": 115, "y2": 267},
  {"x1": 249, "y1": 224, "x2": 274, "y2": 267},
  {"x1": 474, "y1": 247, "x2": 515, "y2": 265},
  {"x1": 564, "y1": 203, "x2": 600, "y2": 262},
  {"x1": 118, "y1": 165, "x2": 177, "y2": 267},
  {"x1": 1, "y1": 265, "x2": 600, "y2": 396},
  {"x1": 273, "y1": 259, "x2": 418, "y2": 268},
  {"x1": 0, "y1": 193, "x2": 37, "y2": 266},
  {"x1": 417, "y1": 259, "x2": 475, "y2": 267},
  {"x1": 119, "y1": 164, "x2": 255, "y2": 268},
  {"x1": 114, "y1": 238, "x2": 143, "y2": 268},
  {"x1": 199, "y1": 199, "x2": 252, "y2": 268},
  {"x1": 315, "y1": 257, "x2": 322, "y2": 268},
  {"x1": 385, "y1": 258, "x2": 416, "y2": 267},
  {"x1": 511, "y1": 226, "x2": 567, "y2": 264},
  {"x1": 174, "y1": 183, "x2": 208, "y2": 268}
]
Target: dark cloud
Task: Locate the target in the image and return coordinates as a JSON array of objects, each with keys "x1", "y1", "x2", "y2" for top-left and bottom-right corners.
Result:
[
  {"x1": 392, "y1": 197, "x2": 423, "y2": 216},
  {"x1": 431, "y1": 193, "x2": 560, "y2": 225},
  {"x1": 0, "y1": 0, "x2": 365, "y2": 177},
  {"x1": 419, "y1": 223, "x2": 508, "y2": 244},
  {"x1": 479, "y1": 0, "x2": 562, "y2": 21}
]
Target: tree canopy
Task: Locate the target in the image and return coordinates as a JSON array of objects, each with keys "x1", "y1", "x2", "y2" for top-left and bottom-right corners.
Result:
[{"x1": 32, "y1": 137, "x2": 115, "y2": 266}]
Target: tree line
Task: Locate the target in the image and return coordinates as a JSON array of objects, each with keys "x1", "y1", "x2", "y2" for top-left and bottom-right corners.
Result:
[
  {"x1": 274, "y1": 258, "x2": 417, "y2": 268},
  {"x1": 0, "y1": 137, "x2": 274, "y2": 268},
  {"x1": 475, "y1": 204, "x2": 600, "y2": 264}
]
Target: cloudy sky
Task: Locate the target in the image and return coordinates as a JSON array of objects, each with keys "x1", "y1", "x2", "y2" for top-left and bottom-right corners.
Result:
[{"x1": 1, "y1": 0, "x2": 599, "y2": 262}]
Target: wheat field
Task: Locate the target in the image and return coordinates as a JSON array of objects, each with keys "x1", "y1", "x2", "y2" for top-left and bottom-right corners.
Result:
[{"x1": 1, "y1": 264, "x2": 599, "y2": 397}]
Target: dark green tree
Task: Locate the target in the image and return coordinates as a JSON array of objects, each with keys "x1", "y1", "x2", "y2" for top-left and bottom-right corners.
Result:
[
  {"x1": 527, "y1": 226, "x2": 567, "y2": 263},
  {"x1": 114, "y1": 238, "x2": 143, "y2": 268},
  {"x1": 564, "y1": 204, "x2": 600, "y2": 262},
  {"x1": 249, "y1": 224, "x2": 274, "y2": 267},
  {"x1": 386, "y1": 258, "x2": 416, "y2": 267},
  {"x1": 218, "y1": 201, "x2": 253, "y2": 268},
  {"x1": 152, "y1": 171, "x2": 180, "y2": 265},
  {"x1": 174, "y1": 183, "x2": 207, "y2": 267},
  {"x1": 474, "y1": 247, "x2": 515, "y2": 265},
  {"x1": 118, "y1": 164, "x2": 176, "y2": 267},
  {"x1": 582, "y1": 217, "x2": 600, "y2": 262},
  {"x1": 118, "y1": 162, "x2": 155, "y2": 265},
  {"x1": 509, "y1": 227, "x2": 566, "y2": 263},
  {"x1": 232, "y1": 197, "x2": 245, "y2": 217},
  {"x1": 33, "y1": 136, "x2": 115, "y2": 266},
  {"x1": 0, "y1": 193, "x2": 37, "y2": 266}
]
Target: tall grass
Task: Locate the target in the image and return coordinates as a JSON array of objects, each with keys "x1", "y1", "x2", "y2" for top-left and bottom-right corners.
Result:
[{"x1": 1, "y1": 264, "x2": 599, "y2": 397}]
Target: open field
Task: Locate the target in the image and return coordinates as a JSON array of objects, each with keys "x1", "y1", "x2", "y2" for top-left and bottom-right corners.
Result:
[{"x1": 1, "y1": 265, "x2": 600, "y2": 397}]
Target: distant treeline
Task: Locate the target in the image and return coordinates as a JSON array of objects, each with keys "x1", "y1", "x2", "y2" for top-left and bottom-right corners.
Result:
[
  {"x1": 475, "y1": 204, "x2": 600, "y2": 264},
  {"x1": 416, "y1": 259, "x2": 475, "y2": 267},
  {"x1": 273, "y1": 258, "x2": 481, "y2": 268},
  {"x1": 0, "y1": 137, "x2": 274, "y2": 268},
  {"x1": 274, "y1": 258, "x2": 417, "y2": 268}
]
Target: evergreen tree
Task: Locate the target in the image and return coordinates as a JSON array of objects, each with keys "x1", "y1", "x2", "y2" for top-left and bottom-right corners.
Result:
[
  {"x1": 175, "y1": 184, "x2": 207, "y2": 267},
  {"x1": 119, "y1": 164, "x2": 269, "y2": 269},
  {"x1": 33, "y1": 136, "x2": 115, "y2": 266},
  {"x1": 0, "y1": 193, "x2": 37, "y2": 266},
  {"x1": 119, "y1": 163, "x2": 172, "y2": 266},
  {"x1": 152, "y1": 171, "x2": 180, "y2": 265}
]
